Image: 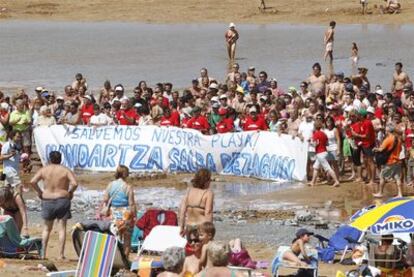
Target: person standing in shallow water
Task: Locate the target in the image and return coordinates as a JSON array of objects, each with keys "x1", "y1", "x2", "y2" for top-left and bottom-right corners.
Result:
[
  {"x1": 324, "y1": 21, "x2": 336, "y2": 64},
  {"x1": 225, "y1": 23, "x2": 239, "y2": 61}
]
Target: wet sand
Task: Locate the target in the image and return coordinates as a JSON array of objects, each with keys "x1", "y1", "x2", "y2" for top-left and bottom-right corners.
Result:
[{"x1": 0, "y1": 0, "x2": 413, "y2": 25}]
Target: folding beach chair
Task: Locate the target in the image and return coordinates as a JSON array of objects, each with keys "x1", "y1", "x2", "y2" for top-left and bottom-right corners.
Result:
[
  {"x1": 47, "y1": 231, "x2": 117, "y2": 277},
  {"x1": 0, "y1": 215, "x2": 42, "y2": 258},
  {"x1": 130, "y1": 225, "x2": 187, "y2": 273}
]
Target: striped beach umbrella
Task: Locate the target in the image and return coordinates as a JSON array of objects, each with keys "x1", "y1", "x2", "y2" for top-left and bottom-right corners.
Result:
[{"x1": 350, "y1": 197, "x2": 414, "y2": 235}]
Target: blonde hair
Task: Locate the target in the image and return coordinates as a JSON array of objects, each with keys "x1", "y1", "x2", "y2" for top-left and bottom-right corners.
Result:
[{"x1": 207, "y1": 242, "x2": 229, "y2": 266}]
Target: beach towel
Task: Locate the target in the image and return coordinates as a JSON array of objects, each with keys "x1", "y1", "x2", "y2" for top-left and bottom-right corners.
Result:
[{"x1": 135, "y1": 209, "x2": 177, "y2": 238}]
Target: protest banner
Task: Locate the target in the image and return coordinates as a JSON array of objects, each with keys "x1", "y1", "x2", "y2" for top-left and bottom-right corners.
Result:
[{"x1": 34, "y1": 125, "x2": 308, "y2": 181}]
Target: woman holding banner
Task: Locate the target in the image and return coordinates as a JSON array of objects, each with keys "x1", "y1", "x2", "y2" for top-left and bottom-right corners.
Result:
[{"x1": 179, "y1": 168, "x2": 214, "y2": 236}]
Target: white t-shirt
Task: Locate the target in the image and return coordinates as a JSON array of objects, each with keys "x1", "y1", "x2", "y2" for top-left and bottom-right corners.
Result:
[{"x1": 89, "y1": 113, "x2": 113, "y2": 126}]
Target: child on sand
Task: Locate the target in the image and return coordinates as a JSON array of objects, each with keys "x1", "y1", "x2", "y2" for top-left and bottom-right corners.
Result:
[{"x1": 198, "y1": 222, "x2": 215, "y2": 270}]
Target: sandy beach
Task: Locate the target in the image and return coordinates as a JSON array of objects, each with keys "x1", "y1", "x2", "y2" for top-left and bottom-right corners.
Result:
[{"x1": 0, "y1": 0, "x2": 413, "y2": 24}]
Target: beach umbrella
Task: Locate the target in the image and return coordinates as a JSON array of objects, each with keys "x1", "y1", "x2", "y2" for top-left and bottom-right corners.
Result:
[{"x1": 349, "y1": 197, "x2": 414, "y2": 235}]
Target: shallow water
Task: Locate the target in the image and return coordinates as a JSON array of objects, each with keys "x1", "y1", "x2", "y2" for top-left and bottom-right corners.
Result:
[
  {"x1": 1, "y1": 21, "x2": 413, "y2": 92},
  {"x1": 73, "y1": 181, "x2": 300, "y2": 212}
]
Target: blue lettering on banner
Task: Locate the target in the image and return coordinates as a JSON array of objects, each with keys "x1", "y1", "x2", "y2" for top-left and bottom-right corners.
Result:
[
  {"x1": 211, "y1": 133, "x2": 257, "y2": 149},
  {"x1": 130, "y1": 145, "x2": 150, "y2": 170},
  {"x1": 168, "y1": 147, "x2": 217, "y2": 173},
  {"x1": 221, "y1": 152, "x2": 296, "y2": 180},
  {"x1": 152, "y1": 128, "x2": 201, "y2": 147},
  {"x1": 64, "y1": 126, "x2": 140, "y2": 141}
]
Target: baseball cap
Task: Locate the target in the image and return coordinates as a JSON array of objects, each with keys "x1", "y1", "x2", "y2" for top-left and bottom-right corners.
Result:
[
  {"x1": 212, "y1": 102, "x2": 220, "y2": 109},
  {"x1": 56, "y1": 96, "x2": 64, "y2": 101},
  {"x1": 35, "y1": 86, "x2": 44, "y2": 92},
  {"x1": 375, "y1": 89, "x2": 384, "y2": 96},
  {"x1": 41, "y1": 91, "x2": 50, "y2": 98},
  {"x1": 229, "y1": 22, "x2": 236, "y2": 28},
  {"x1": 249, "y1": 106, "x2": 257, "y2": 113},
  {"x1": 134, "y1": 103, "x2": 142, "y2": 108},
  {"x1": 248, "y1": 66, "x2": 255, "y2": 71},
  {"x1": 211, "y1": 96, "x2": 219, "y2": 103},
  {"x1": 115, "y1": 85, "x2": 124, "y2": 92},
  {"x1": 219, "y1": 94, "x2": 227, "y2": 100},
  {"x1": 295, "y1": 228, "x2": 314, "y2": 238},
  {"x1": 358, "y1": 108, "x2": 367, "y2": 117},
  {"x1": 209, "y1": 83, "x2": 218, "y2": 90},
  {"x1": 84, "y1": 95, "x2": 92, "y2": 101}
]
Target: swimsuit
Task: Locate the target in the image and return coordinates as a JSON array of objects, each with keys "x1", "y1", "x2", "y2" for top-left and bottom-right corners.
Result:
[
  {"x1": 41, "y1": 197, "x2": 71, "y2": 221},
  {"x1": 186, "y1": 189, "x2": 207, "y2": 211}
]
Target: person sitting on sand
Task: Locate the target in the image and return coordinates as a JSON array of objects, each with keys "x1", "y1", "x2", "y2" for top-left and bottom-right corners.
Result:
[
  {"x1": 179, "y1": 168, "x2": 214, "y2": 236},
  {"x1": 381, "y1": 0, "x2": 401, "y2": 14},
  {"x1": 282, "y1": 228, "x2": 316, "y2": 267},
  {"x1": 0, "y1": 185, "x2": 29, "y2": 236},
  {"x1": 198, "y1": 222, "x2": 215, "y2": 270},
  {"x1": 158, "y1": 247, "x2": 186, "y2": 277},
  {"x1": 195, "y1": 242, "x2": 244, "y2": 277}
]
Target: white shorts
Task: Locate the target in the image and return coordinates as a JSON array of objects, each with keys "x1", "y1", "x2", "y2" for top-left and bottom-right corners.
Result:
[
  {"x1": 326, "y1": 42, "x2": 333, "y2": 52},
  {"x1": 313, "y1": 152, "x2": 332, "y2": 172},
  {"x1": 4, "y1": 167, "x2": 21, "y2": 187}
]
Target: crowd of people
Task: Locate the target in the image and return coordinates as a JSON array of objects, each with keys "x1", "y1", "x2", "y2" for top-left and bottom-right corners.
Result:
[{"x1": 0, "y1": 59, "x2": 412, "y2": 264}]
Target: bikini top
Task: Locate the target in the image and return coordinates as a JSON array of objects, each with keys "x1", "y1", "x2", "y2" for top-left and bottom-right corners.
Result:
[{"x1": 186, "y1": 189, "x2": 208, "y2": 211}]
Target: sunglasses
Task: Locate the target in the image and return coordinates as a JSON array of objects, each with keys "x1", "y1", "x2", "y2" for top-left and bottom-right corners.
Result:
[{"x1": 188, "y1": 238, "x2": 200, "y2": 244}]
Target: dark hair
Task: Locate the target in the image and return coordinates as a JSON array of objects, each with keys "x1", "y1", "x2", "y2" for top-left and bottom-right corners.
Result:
[
  {"x1": 0, "y1": 186, "x2": 14, "y2": 205},
  {"x1": 115, "y1": 165, "x2": 129, "y2": 179},
  {"x1": 75, "y1": 73, "x2": 83, "y2": 80},
  {"x1": 199, "y1": 222, "x2": 216, "y2": 238},
  {"x1": 312, "y1": 63, "x2": 321, "y2": 70},
  {"x1": 104, "y1": 80, "x2": 111, "y2": 89},
  {"x1": 7, "y1": 130, "x2": 21, "y2": 140},
  {"x1": 93, "y1": 104, "x2": 100, "y2": 110},
  {"x1": 330, "y1": 21, "x2": 336, "y2": 27},
  {"x1": 259, "y1": 71, "x2": 268, "y2": 78},
  {"x1": 191, "y1": 168, "x2": 211, "y2": 189},
  {"x1": 49, "y1": 151, "x2": 62, "y2": 164},
  {"x1": 103, "y1": 102, "x2": 111, "y2": 109},
  {"x1": 395, "y1": 62, "x2": 403, "y2": 68}
]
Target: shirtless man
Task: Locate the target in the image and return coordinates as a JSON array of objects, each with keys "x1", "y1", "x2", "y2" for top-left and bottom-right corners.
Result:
[
  {"x1": 392, "y1": 62, "x2": 411, "y2": 97},
  {"x1": 225, "y1": 23, "x2": 239, "y2": 61},
  {"x1": 30, "y1": 151, "x2": 78, "y2": 259},
  {"x1": 307, "y1": 63, "x2": 327, "y2": 98},
  {"x1": 324, "y1": 21, "x2": 336, "y2": 64}
]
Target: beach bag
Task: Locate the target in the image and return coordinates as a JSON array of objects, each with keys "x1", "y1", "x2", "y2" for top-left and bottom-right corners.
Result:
[
  {"x1": 100, "y1": 184, "x2": 123, "y2": 217},
  {"x1": 374, "y1": 137, "x2": 398, "y2": 166}
]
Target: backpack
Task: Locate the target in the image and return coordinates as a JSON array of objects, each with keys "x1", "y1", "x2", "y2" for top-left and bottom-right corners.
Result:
[{"x1": 374, "y1": 136, "x2": 398, "y2": 166}]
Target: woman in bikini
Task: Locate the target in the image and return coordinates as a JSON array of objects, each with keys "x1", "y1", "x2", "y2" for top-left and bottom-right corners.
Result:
[{"x1": 179, "y1": 168, "x2": 214, "y2": 236}]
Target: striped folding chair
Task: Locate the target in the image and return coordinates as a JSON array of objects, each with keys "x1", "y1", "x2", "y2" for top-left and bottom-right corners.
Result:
[{"x1": 47, "y1": 231, "x2": 117, "y2": 277}]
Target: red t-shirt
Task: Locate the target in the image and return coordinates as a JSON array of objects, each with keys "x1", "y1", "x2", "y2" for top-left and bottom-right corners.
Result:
[
  {"x1": 160, "y1": 113, "x2": 180, "y2": 127},
  {"x1": 216, "y1": 118, "x2": 234, "y2": 133},
  {"x1": 243, "y1": 116, "x2": 268, "y2": 131},
  {"x1": 181, "y1": 117, "x2": 191, "y2": 128},
  {"x1": 80, "y1": 104, "x2": 94, "y2": 124},
  {"x1": 350, "y1": 121, "x2": 362, "y2": 143},
  {"x1": 360, "y1": 119, "x2": 376, "y2": 148},
  {"x1": 187, "y1": 116, "x2": 210, "y2": 132},
  {"x1": 405, "y1": 128, "x2": 413, "y2": 149},
  {"x1": 374, "y1": 107, "x2": 383, "y2": 120},
  {"x1": 115, "y1": 108, "x2": 140, "y2": 125},
  {"x1": 313, "y1": 130, "x2": 328, "y2": 154}
]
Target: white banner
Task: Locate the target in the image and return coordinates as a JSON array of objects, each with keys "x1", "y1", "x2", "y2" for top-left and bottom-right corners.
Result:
[{"x1": 34, "y1": 125, "x2": 308, "y2": 181}]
